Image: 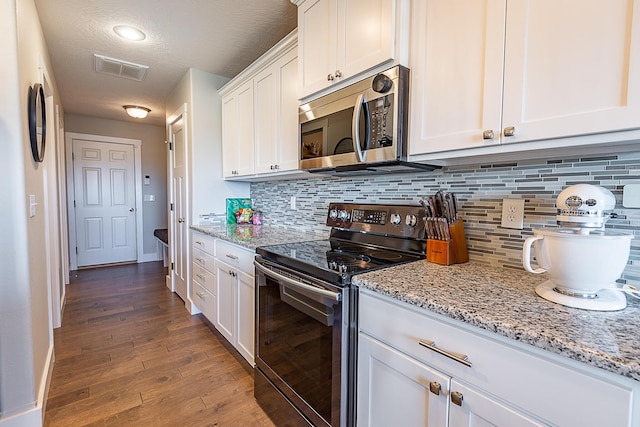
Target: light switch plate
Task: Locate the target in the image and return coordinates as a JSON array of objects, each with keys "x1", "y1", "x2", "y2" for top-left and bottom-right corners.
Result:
[
  {"x1": 501, "y1": 198, "x2": 525, "y2": 229},
  {"x1": 29, "y1": 194, "x2": 37, "y2": 218},
  {"x1": 623, "y1": 184, "x2": 640, "y2": 208}
]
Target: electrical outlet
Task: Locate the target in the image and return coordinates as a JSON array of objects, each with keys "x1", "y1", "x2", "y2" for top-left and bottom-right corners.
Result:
[{"x1": 501, "y1": 198, "x2": 525, "y2": 229}]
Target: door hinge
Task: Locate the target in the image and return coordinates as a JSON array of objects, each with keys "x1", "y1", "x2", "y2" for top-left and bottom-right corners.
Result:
[
  {"x1": 171, "y1": 262, "x2": 174, "y2": 270},
  {"x1": 73, "y1": 200, "x2": 76, "y2": 208},
  {"x1": 72, "y1": 152, "x2": 75, "y2": 161},
  {"x1": 75, "y1": 246, "x2": 78, "y2": 254},
  {"x1": 170, "y1": 203, "x2": 174, "y2": 211}
]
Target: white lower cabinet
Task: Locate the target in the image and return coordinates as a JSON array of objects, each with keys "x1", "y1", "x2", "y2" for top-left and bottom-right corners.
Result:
[
  {"x1": 213, "y1": 240, "x2": 255, "y2": 365},
  {"x1": 357, "y1": 290, "x2": 636, "y2": 427}
]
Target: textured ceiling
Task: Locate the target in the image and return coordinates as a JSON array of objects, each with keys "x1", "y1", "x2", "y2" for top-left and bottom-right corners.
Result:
[{"x1": 35, "y1": 0, "x2": 298, "y2": 126}]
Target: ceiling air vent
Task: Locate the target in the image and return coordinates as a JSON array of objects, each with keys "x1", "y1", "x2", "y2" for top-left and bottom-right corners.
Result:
[{"x1": 94, "y1": 54, "x2": 149, "y2": 81}]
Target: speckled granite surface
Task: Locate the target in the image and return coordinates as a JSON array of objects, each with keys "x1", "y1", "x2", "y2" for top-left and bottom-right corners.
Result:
[
  {"x1": 190, "y1": 224, "x2": 328, "y2": 250},
  {"x1": 353, "y1": 261, "x2": 640, "y2": 382}
]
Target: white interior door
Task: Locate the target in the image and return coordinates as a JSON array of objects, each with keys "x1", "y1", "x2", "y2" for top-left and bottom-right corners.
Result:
[
  {"x1": 168, "y1": 112, "x2": 187, "y2": 300},
  {"x1": 73, "y1": 139, "x2": 137, "y2": 267}
]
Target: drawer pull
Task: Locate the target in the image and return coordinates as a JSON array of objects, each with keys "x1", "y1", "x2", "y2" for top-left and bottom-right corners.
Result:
[
  {"x1": 195, "y1": 241, "x2": 204, "y2": 245},
  {"x1": 195, "y1": 292, "x2": 206, "y2": 299},
  {"x1": 225, "y1": 254, "x2": 239, "y2": 260},
  {"x1": 418, "y1": 340, "x2": 472, "y2": 367},
  {"x1": 429, "y1": 381, "x2": 441, "y2": 396},
  {"x1": 228, "y1": 270, "x2": 236, "y2": 277},
  {"x1": 451, "y1": 391, "x2": 464, "y2": 407},
  {"x1": 195, "y1": 257, "x2": 205, "y2": 263},
  {"x1": 196, "y1": 274, "x2": 205, "y2": 280}
]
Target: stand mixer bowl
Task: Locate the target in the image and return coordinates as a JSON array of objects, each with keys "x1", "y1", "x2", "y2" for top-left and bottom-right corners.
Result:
[{"x1": 523, "y1": 227, "x2": 633, "y2": 295}]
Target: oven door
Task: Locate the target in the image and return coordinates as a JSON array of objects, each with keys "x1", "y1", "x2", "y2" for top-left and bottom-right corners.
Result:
[{"x1": 254, "y1": 257, "x2": 350, "y2": 427}]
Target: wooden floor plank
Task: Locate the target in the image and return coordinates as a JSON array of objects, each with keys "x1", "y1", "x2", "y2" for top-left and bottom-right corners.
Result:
[{"x1": 44, "y1": 261, "x2": 275, "y2": 427}]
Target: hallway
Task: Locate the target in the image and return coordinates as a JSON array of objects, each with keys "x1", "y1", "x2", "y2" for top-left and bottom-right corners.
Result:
[{"x1": 44, "y1": 261, "x2": 274, "y2": 426}]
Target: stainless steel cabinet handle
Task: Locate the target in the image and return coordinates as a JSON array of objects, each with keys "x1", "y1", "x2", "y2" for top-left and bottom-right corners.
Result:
[
  {"x1": 225, "y1": 254, "x2": 239, "y2": 260},
  {"x1": 482, "y1": 130, "x2": 494, "y2": 140},
  {"x1": 503, "y1": 126, "x2": 516, "y2": 137},
  {"x1": 418, "y1": 340, "x2": 472, "y2": 367},
  {"x1": 429, "y1": 381, "x2": 441, "y2": 396},
  {"x1": 228, "y1": 270, "x2": 237, "y2": 277},
  {"x1": 195, "y1": 292, "x2": 206, "y2": 299},
  {"x1": 196, "y1": 274, "x2": 205, "y2": 280},
  {"x1": 327, "y1": 73, "x2": 334, "y2": 81},
  {"x1": 195, "y1": 241, "x2": 204, "y2": 246},
  {"x1": 451, "y1": 391, "x2": 464, "y2": 407},
  {"x1": 334, "y1": 69, "x2": 342, "y2": 78},
  {"x1": 195, "y1": 257, "x2": 204, "y2": 263}
]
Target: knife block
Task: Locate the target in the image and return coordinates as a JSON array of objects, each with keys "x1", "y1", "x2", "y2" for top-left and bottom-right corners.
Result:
[{"x1": 426, "y1": 219, "x2": 469, "y2": 265}]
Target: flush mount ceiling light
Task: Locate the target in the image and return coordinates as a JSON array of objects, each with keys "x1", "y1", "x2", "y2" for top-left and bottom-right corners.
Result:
[
  {"x1": 123, "y1": 105, "x2": 151, "y2": 119},
  {"x1": 113, "y1": 25, "x2": 146, "y2": 41}
]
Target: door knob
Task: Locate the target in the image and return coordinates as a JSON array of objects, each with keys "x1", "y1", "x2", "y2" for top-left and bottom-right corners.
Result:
[
  {"x1": 177, "y1": 218, "x2": 184, "y2": 223},
  {"x1": 129, "y1": 208, "x2": 135, "y2": 212}
]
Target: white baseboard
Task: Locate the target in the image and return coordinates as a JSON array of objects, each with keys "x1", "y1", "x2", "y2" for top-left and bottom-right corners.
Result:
[
  {"x1": 0, "y1": 407, "x2": 41, "y2": 427},
  {"x1": 139, "y1": 252, "x2": 161, "y2": 263}
]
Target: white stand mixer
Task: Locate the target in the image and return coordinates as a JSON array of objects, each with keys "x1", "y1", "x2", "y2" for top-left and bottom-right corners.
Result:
[{"x1": 522, "y1": 184, "x2": 634, "y2": 311}]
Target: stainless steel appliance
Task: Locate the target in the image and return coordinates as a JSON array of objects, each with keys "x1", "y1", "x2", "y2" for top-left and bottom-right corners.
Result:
[
  {"x1": 254, "y1": 203, "x2": 427, "y2": 426},
  {"x1": 299, "y1": 66, "x2": 439, "y2": 175},
  {"x1": 522, "y1": 184, "x2": 635, "y2": 311}
]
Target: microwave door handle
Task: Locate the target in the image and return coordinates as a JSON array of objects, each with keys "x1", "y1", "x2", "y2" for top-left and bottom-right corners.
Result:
[{"x1": 352, "y1": 94, "x2": 370, "y2": 162}]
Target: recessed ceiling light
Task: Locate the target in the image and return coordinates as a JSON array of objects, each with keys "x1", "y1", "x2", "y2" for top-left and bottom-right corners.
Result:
[
  {"x1": 123, "y1": 105, "x2": 151, "y2": 119},
  {"x1": 113, "y1": 25, "x2": 146, "y2": 41}
]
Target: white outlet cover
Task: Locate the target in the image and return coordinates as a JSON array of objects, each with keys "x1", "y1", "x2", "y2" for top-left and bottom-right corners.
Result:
[
  {"x1": 501, "y1": 198, "x2": 525, "y2": 229},
  {"x1": 623, "y1": 184, "x2": 640, "y2": 208}
]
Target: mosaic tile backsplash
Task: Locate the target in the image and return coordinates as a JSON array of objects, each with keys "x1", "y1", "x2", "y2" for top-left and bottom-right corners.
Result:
[{"x1": 250, "y1": 152, "x2": 640, "y2": 287}]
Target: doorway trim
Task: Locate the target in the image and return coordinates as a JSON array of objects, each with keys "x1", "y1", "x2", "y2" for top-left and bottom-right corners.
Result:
[{"x1": 65, "y1": 132, "x2": 143, "y2": 270}]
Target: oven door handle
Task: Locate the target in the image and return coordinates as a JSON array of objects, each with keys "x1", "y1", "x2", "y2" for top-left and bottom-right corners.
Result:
[{"x1": 254, "y1": 260, "x2": 342, "y2": 302}]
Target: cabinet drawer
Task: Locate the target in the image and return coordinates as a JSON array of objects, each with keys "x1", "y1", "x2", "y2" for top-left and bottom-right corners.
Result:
[
  {"x1": 192, "y1": 231, "x2": 216, "y2": 255},
  {"x1": 359, "y1": 290, "x2": 633, "y2": 427},
  {"x1": 192, "y1": 282, "x2": 215, "y2": 323},
  {"x1": 215, "y1": 239, "x2": 255, "y2": 274},
  {"x1": 192, "y1": 247, "x2": 215, "y2": 273},
  {"x1": 192, "y1": 263, "x2": 215, "y2": 294}
]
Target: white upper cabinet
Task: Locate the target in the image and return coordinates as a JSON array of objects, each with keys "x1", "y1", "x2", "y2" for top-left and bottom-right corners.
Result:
[
  {"x1": 294, "y1": 0, "x2": 409, "y2": 100},
  {"x1": 410, "y1": 0, "x2": 640, "y2": 156},
  {"x1": 222, "y1": 80, "x2": 255, "y2": 177},
  {"x1": 220, "y1": 30, "x2": 299, "y2": 179},
  {"x1": 254, "y1": 47, "x2": 300, "y2": 174}
]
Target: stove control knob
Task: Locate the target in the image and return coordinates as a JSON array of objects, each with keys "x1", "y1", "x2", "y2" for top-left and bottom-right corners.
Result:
[
  {"x1": 405, "y1": 214, "x2": 418, "y2": 227},
  {"x1": 339, "y1": 210, "x2": 351, "y2": 221},
  {"x1": 329, "y1": 209, "x2": 339, "y2": 219},
  {"x1": 390, "y1": 213, "x2": 402, "y2": 225}
]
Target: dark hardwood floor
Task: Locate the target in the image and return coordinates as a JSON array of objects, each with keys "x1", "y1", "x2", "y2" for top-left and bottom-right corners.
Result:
[{"x1": 44, "y1": 261, "x2": 275, "y2": 427}]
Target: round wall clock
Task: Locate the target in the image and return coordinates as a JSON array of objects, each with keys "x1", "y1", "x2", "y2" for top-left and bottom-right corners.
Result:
[{"x1": 28, "y1": 83, "x2": 46, "y2": 163}]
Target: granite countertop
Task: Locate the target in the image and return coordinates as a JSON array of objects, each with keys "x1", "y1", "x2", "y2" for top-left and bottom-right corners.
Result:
[
  {"x1": 353, "y1": 261, "x2": 640, "y2": 382},
  {"x1": 190, "y1": 223, "x2": 328, "y2": 250}
]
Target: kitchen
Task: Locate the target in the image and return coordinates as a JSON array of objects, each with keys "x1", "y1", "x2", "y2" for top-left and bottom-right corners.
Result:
[{"x1": 3, "y1": 0, "x2": 640, "y2": 426}]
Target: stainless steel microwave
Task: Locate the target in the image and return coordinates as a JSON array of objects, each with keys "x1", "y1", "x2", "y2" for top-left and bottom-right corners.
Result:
[{"x1": 299, "y1": 66, "x2": 438, "y2": 175}]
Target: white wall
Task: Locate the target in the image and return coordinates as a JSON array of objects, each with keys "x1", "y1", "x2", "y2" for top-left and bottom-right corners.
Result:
[
  {"x1": 166, "y1": 68, "x2": 250, "y2": 222},
  {"x1": 64, "y1": 114, "x2": 168, "y2": 257},
  {"x1": 0, "y1": 0, "x2": 65, "y2": 423}
]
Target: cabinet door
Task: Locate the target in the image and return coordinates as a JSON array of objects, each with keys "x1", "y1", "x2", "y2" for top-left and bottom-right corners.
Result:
[
  {"x1": 298, "y1": 0, "x2": 337, "y2": 98},
  {"x1": 338, "y1": 0, "x2": 396, "y2": 82},
  {"x1": 448, "y1": 380, "x2": 544, "y2": 427},
  {"x1": 235, "y1": 81, "x2": 255, "y2": 176},
  {"x1": 254, "y1": 66, "x2": 279, "y2": 174},
  {"x1": 502, "y1": 0, "x2": 640, "y2": 143},
  {"x1": 357, "y1": 333, "x2": 449, "y2": 427},
  {"x1": 276, "y1": 48, "x2": 301, "y2": 173},
  {"x1": 214, "y1": 259, "x2": 235, "y2": 343},
  {"x1": 221, "y1": 94, "x2": 239, "y2": 177},
  {"x1": 235, "y1": 269, "x2": 255, "y2": 365},
  {"x1": 409, "y1": 0, "x2": 506, "y2": 155}
]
